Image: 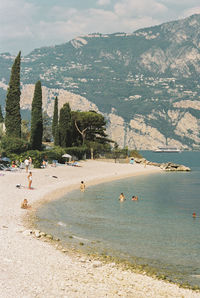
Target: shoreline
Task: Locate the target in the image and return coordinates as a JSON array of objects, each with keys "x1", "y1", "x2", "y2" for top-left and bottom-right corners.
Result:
[{"x1": 1, "y1": 160, "x2": 200, "y2": 297}]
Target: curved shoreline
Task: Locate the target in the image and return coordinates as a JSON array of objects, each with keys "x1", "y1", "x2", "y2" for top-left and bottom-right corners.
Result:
[{"x1": 1, "y1": 160, "x2": 200, "y2": 297}]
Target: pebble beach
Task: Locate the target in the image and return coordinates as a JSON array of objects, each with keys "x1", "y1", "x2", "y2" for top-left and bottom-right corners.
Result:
[{"x1": 0, "y1": 160, "x2": 200, "y2": 297}]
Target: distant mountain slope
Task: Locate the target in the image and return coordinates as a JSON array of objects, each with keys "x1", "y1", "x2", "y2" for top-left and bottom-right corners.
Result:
[{"x1": 0, "y1": 14, "x2": 200, "y2": 149}]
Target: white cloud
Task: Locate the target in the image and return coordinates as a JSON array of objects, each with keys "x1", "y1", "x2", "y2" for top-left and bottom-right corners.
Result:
[
  {"x1": 182, "y1": 7, "x2": 200, "y2": 18},
  {"x1": 0, "y1": 0, "x2": 199, "y2": 54},
  {"x1": 97, "y1": 0, "x2": 111, "y2": 6},
  {"x1": 114, "y1": 0, "x2": 167, "y2": 17}
]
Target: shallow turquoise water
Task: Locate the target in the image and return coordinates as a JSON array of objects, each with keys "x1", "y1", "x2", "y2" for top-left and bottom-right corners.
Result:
[{"x1": 36, "y1": 151, "x2": 200, "y2": 286}]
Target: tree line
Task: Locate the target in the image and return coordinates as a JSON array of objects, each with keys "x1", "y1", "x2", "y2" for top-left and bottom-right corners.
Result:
[{"x1": 0, "y1": 51, "x2": 112, "y2": 155}]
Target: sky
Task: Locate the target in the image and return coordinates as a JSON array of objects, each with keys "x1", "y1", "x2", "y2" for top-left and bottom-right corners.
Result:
[{"x1": 0, "y1": 0, "x2": 200, "y2": 55}]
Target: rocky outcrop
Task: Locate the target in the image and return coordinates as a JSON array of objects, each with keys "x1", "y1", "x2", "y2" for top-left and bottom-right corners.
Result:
[
  {"x1": 134, "y1": 158, "x2": 191, "y2": 172},
  {"x1": 20, "y1": 84, "x2": 99, "y2": 117}
]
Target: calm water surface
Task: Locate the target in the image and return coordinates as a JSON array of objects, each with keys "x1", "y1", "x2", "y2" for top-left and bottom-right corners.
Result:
[{"x1": 36, "y1": 151, "x2": 200, "y2": 287}]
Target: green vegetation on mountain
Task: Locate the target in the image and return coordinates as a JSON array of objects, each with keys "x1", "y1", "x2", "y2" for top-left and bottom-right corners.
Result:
[{"x1": 1, "y1": 14, "x2": 200, "y2": 149}]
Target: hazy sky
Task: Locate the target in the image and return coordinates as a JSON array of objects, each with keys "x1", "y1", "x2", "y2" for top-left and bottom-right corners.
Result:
[{"x1": 1, "y1": 0, "x2": 200, "y2": 55}]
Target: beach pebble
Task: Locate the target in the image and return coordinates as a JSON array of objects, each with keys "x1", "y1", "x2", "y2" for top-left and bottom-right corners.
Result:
[
  {"x1": 46, "y1": 234, "x2": 53, "y2": 240},
  {"x1": 34, "y1": 230, "x2": 41, "y2": 238},
  {"x1": 92, "y1": 261, "x2": 102, "y2": 268},
  {"x1": 23, "y1": 229, "x2": 32, "y2": 236}
]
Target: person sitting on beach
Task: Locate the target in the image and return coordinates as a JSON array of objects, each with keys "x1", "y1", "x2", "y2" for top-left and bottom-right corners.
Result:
[
  {"x1": 21, "y1": 199, "x2": 31, "y2": 209},
  {"x1": 119, "y1": 193, "x2": 125, "y2": 201},
  {"x1": 11, "y1": 161, "x2": 16, "y2": 168},
  {"x1": 42, "y1": 160, "x2": 46, "y2": 168},
  {"x1": 80, "y1": 181, "x2": 86, "y2": 192},
  {"x1": 132, "y1": 195, "x2": 138, "y2": 201},
  {"x1": 51, "y1": 160, "x2": 57, "y2": 167}
]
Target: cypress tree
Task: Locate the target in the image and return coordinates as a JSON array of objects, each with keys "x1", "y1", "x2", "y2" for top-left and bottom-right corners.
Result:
[
  {"x1": 5, "y1": 51, "x2": 21, "y2": 137},
  {"x1": 30, "y1": 81, "x2": 43, "y2": 150},
  {"x1": 58, "y1": 103, "x2": 72, "y2": 147},
  {"x1": 52, "y1": 96, "x2": 58, "y2": 139},
  {"x1": 54, "y1": 124, "x2": 59, "y2": 146},
  {"x1": 0, "y1": 105, "x2": 4, "y2": 123}
]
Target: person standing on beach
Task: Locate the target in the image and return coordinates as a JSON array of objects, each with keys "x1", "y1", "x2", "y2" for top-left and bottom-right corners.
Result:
[
  {"x1": 24, "y1": 158, "x2": 29, "y2": 173},
  {"x1": 80, "y1": 181, "x2": 85, "y2": 192},
  {"x1": 27, "y1": 171, "x2": 32, "y2": 189},
  {"x1": 29, "y1": 156, "x2": 32, "y2": 168}
]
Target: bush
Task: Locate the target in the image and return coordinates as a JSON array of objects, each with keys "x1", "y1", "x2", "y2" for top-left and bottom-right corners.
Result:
[
  {"x1": 7, "y1": 150, "x2": 43, "y2": 168},
  {"x1": 64, "y1": 146, "x2": 87, "y2": 160},
  {"x1": 39, "y1": 146, "x2": 87, "y2": 163},
  {"x1": 4, "y1": 145, "x2": 88, "y2": 168},
  {"x1": 0, "y1": 136, "x2": 29, "y2": 154}
]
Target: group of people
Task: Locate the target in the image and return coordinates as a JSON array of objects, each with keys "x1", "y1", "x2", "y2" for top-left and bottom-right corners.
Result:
[{"x1": 119, "y1": 193, "x2": 138, "y2": 202}]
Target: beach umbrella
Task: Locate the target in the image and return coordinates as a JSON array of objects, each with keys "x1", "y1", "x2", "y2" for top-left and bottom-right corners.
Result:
[
  {"x1": 62, "y1": 153, "x2": 72, "y2": 161},
  {"x1": 62, "y1": 154, "x2": 72, "y2": 158}
]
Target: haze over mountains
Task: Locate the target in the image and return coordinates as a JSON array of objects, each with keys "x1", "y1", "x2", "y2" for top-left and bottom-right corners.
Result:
[{"x1": 0, "y1": 14, "x2": 200, "y2": 149}]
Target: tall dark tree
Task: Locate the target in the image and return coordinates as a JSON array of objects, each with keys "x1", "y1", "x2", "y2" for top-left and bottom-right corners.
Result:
[
  {"x1": 52, "y1": 96, "x2": 58, "y2": 139},
  {"x1": 58, "y1": 103, "x2": 72, "y2": 147},
  {"x1": 30, "y1": 81, "x2": 43, "y2": 150},
  {"x1": 5, "y1": 51, "x2": 21, "y2": 137},
  {"x1": 43, "y1": 111, "x2": 52, "y2": 142},
  {"x1": 0, "y1": 105, "x2": 4, "y2": 123},
  {"x1": 54, "y1": 125, "x2": 59, "y2": 146}
]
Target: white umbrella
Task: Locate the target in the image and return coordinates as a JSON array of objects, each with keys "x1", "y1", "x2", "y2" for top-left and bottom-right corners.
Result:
[
  {"x1": 62, "y1": 154, "x2": 72, "y2": 158},
  {"x1": 62, "y1": 153, "x2": 72, "y2": 160}
]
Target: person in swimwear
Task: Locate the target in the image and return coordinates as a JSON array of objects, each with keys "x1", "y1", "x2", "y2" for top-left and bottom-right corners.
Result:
[
  {"x1": 21, "y1": 199, "x2": 31, "y2": 209},
  {"x1": 80, "y1": 181, "x2": 86, "y2": 192},
  {"x1": 119, "y1": 193, "x2": 125, "y2": 201},
  {"x1": 27, "y1": 171, "x2": 32, "y2": 189},
  {"x1": 132, "y1": 195, "x2": 138, "y2": 201}
]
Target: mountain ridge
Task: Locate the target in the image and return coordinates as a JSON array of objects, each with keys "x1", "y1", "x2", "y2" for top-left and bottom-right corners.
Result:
[{"x1": 0, "y1": 14, "x2": 200, "y2": 149}]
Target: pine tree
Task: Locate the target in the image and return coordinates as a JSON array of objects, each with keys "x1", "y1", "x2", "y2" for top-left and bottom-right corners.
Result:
[
  {"x1": 5, "y1": 51, "x2": 21, "y2": 137},
  {"x1": 52, "y1": 96, "x2": 58, "y2": 139},
  {"x1": 30, "y1": 81, "x2": 43, "y2": 150},
  {"x1": 58, "y1": 103, "x2": 72, "y2": 147},
  {"x1": 0, "y1": 105, "x2": 4, "y2": 123}
]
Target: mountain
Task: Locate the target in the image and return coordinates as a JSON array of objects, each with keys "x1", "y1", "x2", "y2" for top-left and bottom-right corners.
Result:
[{"x1": 1, "y1": 14, "x2": 200, "y2": 149}]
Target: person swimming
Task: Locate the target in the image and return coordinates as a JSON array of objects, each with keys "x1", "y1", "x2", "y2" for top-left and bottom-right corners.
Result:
[
  {"x1": 192, "y1": 212, "x2": 196, "y2": 218},
  {"x1": 132, "y1": 195, "x2": 138, "y2": 201},
  {"x1": 119, "y1": 193, "x2": 125, "y2": 201},
  {"x1": 80, "y1": 181, "x2": 86, "y2": 192}
]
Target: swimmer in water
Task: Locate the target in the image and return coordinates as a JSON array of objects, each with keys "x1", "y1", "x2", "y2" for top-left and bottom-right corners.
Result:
[
  {"x1": 80, "y1": 181, "x2": 86, "y2": 192},
  {"x1": 119, "y1": 193, "x2": 125, "y2": 201},
  {"x1": 132, "y1": 195, "x2": 138, "y2": 201},
  {"x1": 192, "y1": 212, "x2": 196, "y2": 218}
]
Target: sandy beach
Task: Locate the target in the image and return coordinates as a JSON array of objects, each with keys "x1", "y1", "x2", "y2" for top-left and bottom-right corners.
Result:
[{"x1": 0, "y1": 160, "x2": 199, "y2": 298}]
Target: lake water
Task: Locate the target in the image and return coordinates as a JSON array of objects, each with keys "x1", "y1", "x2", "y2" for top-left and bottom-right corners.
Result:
[{"x1": 35, "y1": 151, "x2": 200, "y2": 287}]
